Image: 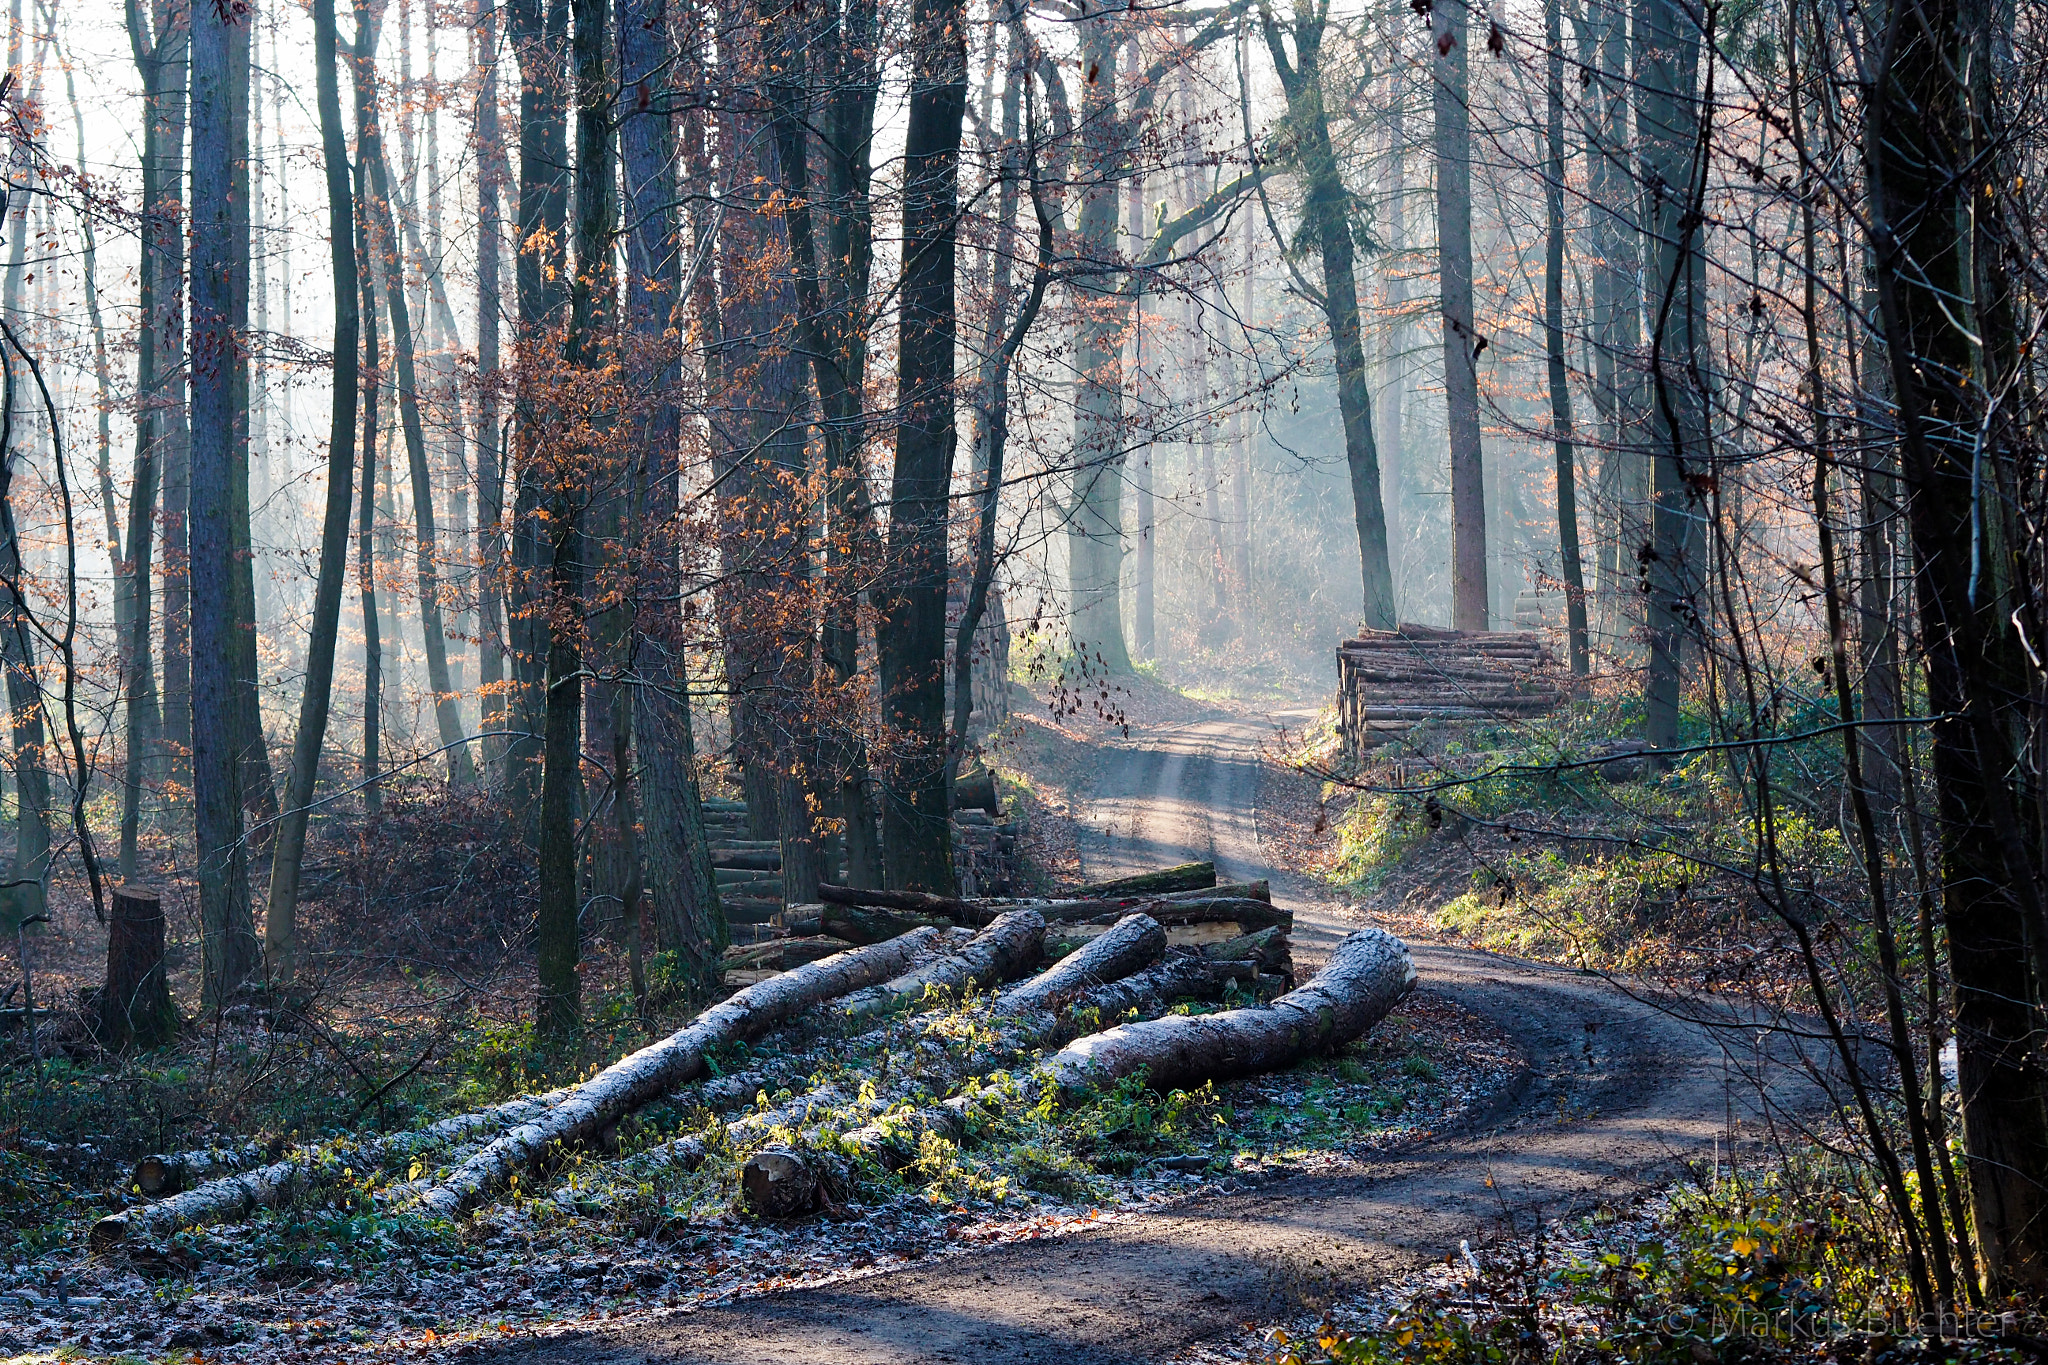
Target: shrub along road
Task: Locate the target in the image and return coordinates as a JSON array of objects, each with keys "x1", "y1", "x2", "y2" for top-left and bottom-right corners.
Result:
[{"x1": 496, "y1": 708, "x2": 1820, "y2": 1365}]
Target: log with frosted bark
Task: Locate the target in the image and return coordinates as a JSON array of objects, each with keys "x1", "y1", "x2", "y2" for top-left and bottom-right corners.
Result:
[
  {"x1": 996, "y1": 913, "x2": 1164, "y2": 1015},
  {"x1": 409, "y1": 928, "x2": 949, "y2": 1219},
  {"x1": 1049, "y1": 928, "x2": 1415, "y2": 1093},
  {"x1": 1072, "y1": 953, "x2": 1260, "y2": 1022},
  {"x1": 739, "y1": 953, "x2": 1271, "y2": 1207},
  {"x1": 1070, "y1": 862, "x2": 1215, "y2": 898},
  {"x1": 133, "y1": 1143, "x2": 270, "y2": 1197},
  {"x1": 91, "y1": 1155, "x2": 307, "y2": 1252},
  {"x1": 91, "y1": 1086, "x2": 581, "y2": 1250},
  {"x1": 720, "y1": 936, "x2": 852, "y2": 972},
  {"x1": 833, "y1": 911, "x2": 1044, "y2": 1019}
]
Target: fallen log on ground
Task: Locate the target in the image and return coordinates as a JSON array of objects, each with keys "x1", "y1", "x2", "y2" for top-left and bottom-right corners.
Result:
[
  {"x1": 133, "y1": 1143, "x2": 272, "y2": 1198},
  {"x1": 1068, "y1": 953, "x2": 1259, "y2": 1023},
  {"x1": 1048, "y1": 927, "x2": 1414, "y2": 1093},
  {"x1": 1204, "y1": 925, "x2": 1295, "y2": 986},
  {"x1": 1069, "y1": 897, "x2": 1291, "y2": 932},
  {"x1": 834, "y1": 911, "x2": 1044, "y2": 1018},
  {"x1": 995, "y1": 914, "x2": 1164, "y2": 1015},
  {"x1": 406, "y1": 928, "x2": 952, "y2": 1219},
  {"x1": 720, "y1": 936, "x2": 853, "y2": 973},
  {"x1": 739, "y1": 953, "x2": 1264, "y2": 1212},
  {"x1": 1069, "y1": 862, "x2": 1215, "y2": 899},
  {"x1": 816, "y1": 883, "x2": 987, "y2": 922},
  {"x1": 819, "y1": 903, "x2": 957, "y2": 944},
  {"x1": 92, "y1": 1086, "x2": 579, "y2": 1250}
]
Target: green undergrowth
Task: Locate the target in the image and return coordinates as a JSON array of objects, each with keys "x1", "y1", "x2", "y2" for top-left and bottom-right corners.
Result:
[
  {"x1": 0, "y1": 973, "x2": 694, "y2": 1264},
  {"x1": 1278, "y1": 1147, "x2": 2027, "y2": 1365},
  {"x1": 1328, "y1": 688, "x2": 1863, "y2": 976},
  {"x1": 460, "y1": 986, "x2": 1458, "y2": 1245}
]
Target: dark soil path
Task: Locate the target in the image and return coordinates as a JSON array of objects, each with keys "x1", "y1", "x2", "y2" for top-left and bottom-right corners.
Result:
[{"x1": 496, "y1": 707, "x2": 1817, "y2": 1365}]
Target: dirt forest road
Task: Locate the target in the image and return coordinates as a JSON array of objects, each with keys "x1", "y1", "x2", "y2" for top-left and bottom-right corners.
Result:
[{"x1": 500, "y1": 707, "x2": 1819, "y2": 1365}]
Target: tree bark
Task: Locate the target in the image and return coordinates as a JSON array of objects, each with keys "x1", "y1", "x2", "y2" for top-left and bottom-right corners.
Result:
[
  {"x1": 618, "y1": 0, "x2": 725, "y2": 985},
  {"x1": 227, "y1": 14, "x2": 279, "y2": 840},
  {"x1": 1259, "y1": 2, "x2": 1396, "y2": 631},
  {"x1": 265, "y1": 0, "x2": 363, "y2": 983},
  {"x1": 503, "y1": 0, "x2": 570, "y2": 815},
  {"x1": 1433, "y1": 0, "x2": 1489, "y2": 631},
  {"x1": 1633, "y1": 0, "x2": 1706, "y2": 755},
  {"x1": 834, "y1": 910, "x2": 1044, "y2": 1019},
  {"x1": 877, "y1": 0, "x2": 967, "y2": 891},
  {"x1": 1544, "y1": 0, "x2": 1589, "y2": 675},
  {"x1": 192, "y1": 0, "x2": 260, "y2": 1006},
  {"x1": 475, "y1": 0, "x2": 509, "y2": 774},
  {"x1": 1049, "y1": 927, "x2": 1413, "y2": 1091},
  {"x1": 101, "y1": 884, "x2": 177, "y2": 1049},
  {"x1": 1064, "y1": 12, "x2": 1133, "y2": 673},
  {"x1": 414, "y1": 928, "x2": 950, "y2": 1218},
  {"x1": 1071, "y1": 861, "x2": 1215, "y2": 898},
  {"x1": 997, "y1": 912, "x2": 1164, "y2": 1015},
  {"x1": 354, "y1": 55, "x2": 474, "y2": 785},
  {"x1": 121, "y1": 0, "x2": 170, "y2": 883},
  {"x1": 1868, "y1": 0, "x2": 2048, "y2": 1293}
]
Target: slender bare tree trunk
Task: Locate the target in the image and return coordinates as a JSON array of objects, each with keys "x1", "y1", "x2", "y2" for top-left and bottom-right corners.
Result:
[
  {"x1": 475, "y1": 0, "x2": 509, "y2": 774},
  {"x1": 1433, "y1": 0, "x2": 1488, "y2": 630},
  {"x1": 877, "y1": 0, "x2": 967, "y2": 891},
  {"x1": 1544, "y1": 0, "x2": 1588, "y2": 675},
  {"x1": 266, "y1": 0, "x2": 362, "y2": 983},
  {"x1": 192, "y1": 0, "x2": 260, "y2": 1005}
]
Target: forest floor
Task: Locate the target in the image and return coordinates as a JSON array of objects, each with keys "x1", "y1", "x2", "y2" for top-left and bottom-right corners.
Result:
[{"x1": 0, "y1": 665, "x2": 1840, "y2": 1364}]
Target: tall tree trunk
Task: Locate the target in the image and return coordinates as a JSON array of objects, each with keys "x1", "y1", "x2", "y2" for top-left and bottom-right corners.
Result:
[
  {"x1": 1064, "y1": 13, "x2": 1132, "y2": 673},
  {"x1": 504, "y1": 0, "x2": 570, "y2": 817},
  {"x1": 536, "y1": 0, "x2": 615, "y2": 1038},
  {"x1": 475, "y1": 0, "x2": 508, "y2": 775},
  {"x1": 356, "y1": 95, "x2": 386, "y2": 813},
  {"x1": 1259, "y1": 1, "x2": 1395, "y2": 632},
  {"x1": 191, "y1": 0, "x2": 260, "y2": 1005},
  {"x1": 353, "y1": 44, "x2": 475, "y2": 785},
  {"x1": 1869, "y1": 0, "x2": 2048, "y2": 1295},
  {"x1": 1544, "y1": 0, "x2": 1589, "y2": 675},
  {"x1": 1433, "y1": 0, "x2": 1488, "y2": 630},
  {"x1": 877, "y1": 0, "x2": 966, "y2": 892},
  {"x1": 228, "y1": 9, "x2": 279, "y2": 837},
  {"x1": 156, "y1": 0, "x2": 193, "y2": 783},
  {"x1": 1633, "y1": 0, "x2": 1705, "y2": 752},
  {"x1": 1379, "y1": 84, "x2": 1407, "y2": 612},
  {"x1": 121, "y1": 0, "x2": 169, "y2": 881},
  {"x1": 1585, "y1": 0, "x2": 1641, "y2": 649},
  {"x1": 818, "y1": 0, "x2": 884, "y2": 888},
  {"x1": 618, "y1": 0, "x2": 723, "y2": 974},
  {"x1": 1, "y1": 19, "x2": 50, "y2": 911},
  {"x1": 266, "y1": 0, "x2": 362, "y2": 983}
]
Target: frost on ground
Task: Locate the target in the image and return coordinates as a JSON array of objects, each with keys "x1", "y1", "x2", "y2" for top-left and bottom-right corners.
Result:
[{"x1": 0, "y1": 991, "x2": 1514, "y2": 1363}]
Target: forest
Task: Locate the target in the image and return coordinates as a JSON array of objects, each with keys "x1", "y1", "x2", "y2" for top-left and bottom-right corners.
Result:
[{"x1": 0, "y1": 0, "x2": 2043, "y2": 1357}]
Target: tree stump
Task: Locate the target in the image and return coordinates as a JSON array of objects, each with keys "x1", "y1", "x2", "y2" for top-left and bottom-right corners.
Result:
[{"x1": 102, "y1": 885, "x2": 177, "y2": 1049}]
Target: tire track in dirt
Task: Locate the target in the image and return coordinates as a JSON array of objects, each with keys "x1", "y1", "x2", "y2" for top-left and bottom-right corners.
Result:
[{"x1": 496, "y1": 708, "x2": 1819, "y2": 1365}]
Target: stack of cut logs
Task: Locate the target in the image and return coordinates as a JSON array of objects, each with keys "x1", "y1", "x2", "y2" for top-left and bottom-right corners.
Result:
[
  {"x1": 1336, "y1": 623, "x2": 1566, "y2": 759},
  {"x1": 720, "y1": 859, "x2": 1293, "y2": 993},
  {"x1": 706, "y1": 788, "x2": 1024, "y2": 943},
  {"x1": 95, "y1": 864, "x2": 1408, "y2": 1247}
]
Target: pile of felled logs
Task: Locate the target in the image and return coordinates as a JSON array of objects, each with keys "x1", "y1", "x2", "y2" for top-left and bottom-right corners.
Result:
[
  {"x1": 1336, "y1": 623, "x2": 1567, "y2": 759},
  {"x1": 706, "y1": 780, "x2": 1024, "y2": 946},
  {"x1": 96, "y1": 884, "x2": 1409, "y2": 1245},
  {"x1": 723, "y1": 859, "x2": 1293, "y2": 994}
]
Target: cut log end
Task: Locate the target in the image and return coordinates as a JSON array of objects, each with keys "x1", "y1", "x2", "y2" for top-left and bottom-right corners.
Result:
[
  {"x1": 88, "y1": 1214, "x2": 129, "y2": 1255},
  {"x1": 742, "y1": 1146, "x2": 831, "y2": 1219}
]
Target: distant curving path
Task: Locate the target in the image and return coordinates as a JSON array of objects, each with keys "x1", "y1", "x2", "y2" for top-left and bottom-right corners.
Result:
[{"x1": 494, "y1": 707, "x2": 1819, "y2": 1365}]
